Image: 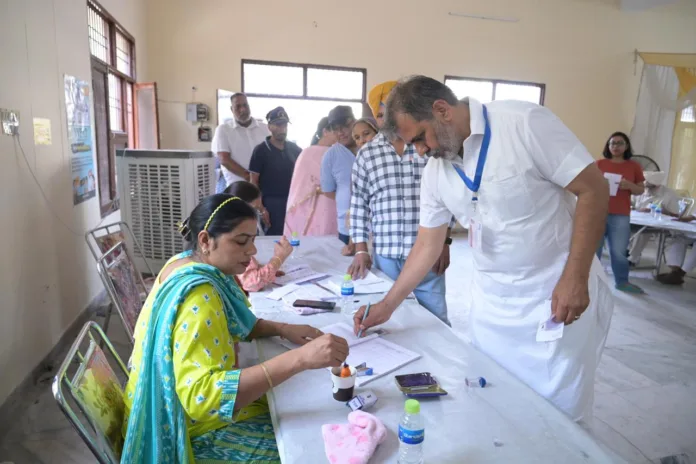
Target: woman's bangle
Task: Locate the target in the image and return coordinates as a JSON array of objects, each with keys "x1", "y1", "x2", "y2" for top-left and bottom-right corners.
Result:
[
  {"x1": 260, "y1": 363, "x2": 274, "y2": 389},
  {"x1": 355, "y1": 251, "x2": 370, "y2": 257},
  {"x1": 269, "y1": 256, "x2": 282, "y2": 268}
]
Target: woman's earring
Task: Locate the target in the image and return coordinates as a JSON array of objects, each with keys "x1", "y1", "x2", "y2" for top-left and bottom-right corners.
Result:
[{"x1": 204, "y1": 249, "x2": 210, "y2": 255}]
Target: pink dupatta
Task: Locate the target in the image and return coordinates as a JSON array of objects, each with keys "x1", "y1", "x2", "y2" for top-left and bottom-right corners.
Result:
[{"x1": 284, "y1": 145, "x2": 338, "y2": 237}]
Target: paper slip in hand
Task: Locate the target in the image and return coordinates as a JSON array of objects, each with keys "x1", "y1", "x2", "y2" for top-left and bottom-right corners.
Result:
[{"x1": 536, "y1": 315, "x2": 564, "y2": 342}]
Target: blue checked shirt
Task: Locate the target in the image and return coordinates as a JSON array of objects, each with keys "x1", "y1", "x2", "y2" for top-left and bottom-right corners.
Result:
[{"x1": 350, "y1": 133, "x2": 452, "y2": 259}]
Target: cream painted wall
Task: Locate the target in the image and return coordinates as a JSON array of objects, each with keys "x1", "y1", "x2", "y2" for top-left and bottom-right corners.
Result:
[
  {"x1": 0, "y1": 0, "x2": 147, "y2": 405},
  {"x1": 146, "y1": 0, "x2": 696, "y2": 157}
]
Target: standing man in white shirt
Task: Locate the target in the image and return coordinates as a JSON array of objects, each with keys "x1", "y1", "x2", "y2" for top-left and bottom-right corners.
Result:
[
  {"x1": 212, "y1": 93, "x2": 270, "y2": 188},
  {"x1": 353, "y1": 76, "x2": 615, "y2": 421}
]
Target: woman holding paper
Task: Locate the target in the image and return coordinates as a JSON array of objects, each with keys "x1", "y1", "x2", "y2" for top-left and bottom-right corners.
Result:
[
  {"x1": 595, "y1": 132, "x2": 645, "y2": 293},
  {"x1": 121, "y1": 194, "x2": 349, "y2": 463},
  {"x1": 226, "y1": 181, "x2": 294, "y2": 292}
]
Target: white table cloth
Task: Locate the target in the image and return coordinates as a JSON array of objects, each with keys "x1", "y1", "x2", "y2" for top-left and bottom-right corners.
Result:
[
  {"x1": 630, "y1": 211, "x2": 696, "y2": 274},
  {"x1": 246, "y1": 236, "x2": 620, "y2": 463},
  {"x1": 630, "y1": 211, "x2": 696, "y2": 235}
]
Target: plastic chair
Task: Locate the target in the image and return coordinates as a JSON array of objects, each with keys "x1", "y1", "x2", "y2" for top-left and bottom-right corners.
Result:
[
  {"x1": 52, "y1": 321, "x2": 129, "y2": 464},
  {"x1": 98, "y1": 242, "x2": 148, "y2": 343},
  {"x1": 86, "y1": 221, "x2": 154, "y2": 277}
]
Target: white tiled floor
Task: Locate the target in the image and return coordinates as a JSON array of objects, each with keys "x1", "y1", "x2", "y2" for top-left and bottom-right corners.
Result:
[{"x1": 0, "y1": 237, "x2": 694, "y2": 463}]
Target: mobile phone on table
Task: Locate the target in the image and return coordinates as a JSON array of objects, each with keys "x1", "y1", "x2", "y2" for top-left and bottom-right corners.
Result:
[
  {"x1": 395, "y1": 373, "x2": 437, "y2": 389},
  {"x1": 395, "y1": 373, "x2": 448, "y2": 398},
  {"x1": 292, "y1": 299, "x2": 336, "y2": 310}
]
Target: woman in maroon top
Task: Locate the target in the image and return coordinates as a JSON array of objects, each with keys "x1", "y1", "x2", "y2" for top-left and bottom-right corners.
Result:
[{"x1": 595, "y1": 132, "x2": 645, "y2": 294}]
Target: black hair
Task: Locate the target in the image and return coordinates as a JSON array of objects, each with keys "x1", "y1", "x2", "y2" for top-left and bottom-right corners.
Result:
[
  {"x1": 224, "y1": 181, "x2": 261, "y2": 203},
  {"x1": 311, "y1": 117, "x2": 330, "y2": 145},
  {"x1": 602, "y1": 132, "x2": 633, "y2": 160},
  {"x1": 328, "y1": 105, "x2": 356, "y2": 129},
  {"x1": 178, "y1": 194, "x2": 257, "y2": 251},
  {"x1": 383, "y1": 75, "x2": 459, "y2": 137},
  {"x1": 230, "y1": 92, "x2": 246, "y2": 103}
]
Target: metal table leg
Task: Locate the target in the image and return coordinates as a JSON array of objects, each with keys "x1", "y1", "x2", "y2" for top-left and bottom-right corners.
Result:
[{"x1": 654, "y1": 230, "x2": 667, "y2": 277}]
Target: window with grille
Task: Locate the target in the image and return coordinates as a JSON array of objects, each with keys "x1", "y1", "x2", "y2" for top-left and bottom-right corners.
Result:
[
  {"x1": 88, "y1": 0, "x2": 137, "y2": 215},
  {"x1": 681, "y1": 106, "x2": 695, "y2": 123},
  {"x1": 445, "y1": 76, "x2": 545, "y2": 105},
  {"x1": 219, "y1": 60, "x2": 367, "y2": 147}
]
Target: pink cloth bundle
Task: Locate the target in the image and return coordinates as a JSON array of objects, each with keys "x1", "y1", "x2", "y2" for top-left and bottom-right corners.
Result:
[{"x1": 321, "y1": 410, "x2": 387, "y2": 464}]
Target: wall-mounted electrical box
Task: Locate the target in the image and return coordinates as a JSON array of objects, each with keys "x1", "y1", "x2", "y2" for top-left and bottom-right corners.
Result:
[
  {"x1": 186, "y1": 103, "x2": 209, "y2": 122},
  {"x1": 198, "y1": 126, "x2": 212, "y2": 142}
]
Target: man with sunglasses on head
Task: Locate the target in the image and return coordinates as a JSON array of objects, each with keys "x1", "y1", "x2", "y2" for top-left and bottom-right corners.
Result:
[
  {"x1": 212, "y1": 93, "x2": 270, "y2": 189},
  {"x1": 320, "y1": 106, "x2": 358, "y2": 245}
]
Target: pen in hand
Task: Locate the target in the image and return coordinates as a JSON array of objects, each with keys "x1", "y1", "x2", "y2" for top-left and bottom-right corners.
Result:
[{"x1": 356, "y1": 303, "x2": 371, "y2": 338}]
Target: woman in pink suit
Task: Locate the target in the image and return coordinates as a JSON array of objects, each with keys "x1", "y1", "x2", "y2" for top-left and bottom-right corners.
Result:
[{"x1": 284, "y1": 117, "x2": 338, "y2": 237}]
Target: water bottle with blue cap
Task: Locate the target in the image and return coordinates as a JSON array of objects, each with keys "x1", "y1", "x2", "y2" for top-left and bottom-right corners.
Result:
[
  {"x1": 340, "y1": 274, "x2": 354, "y2": 315},
  {"x1": 289, "y1": 231, "x2": 301, "y2": 258}
]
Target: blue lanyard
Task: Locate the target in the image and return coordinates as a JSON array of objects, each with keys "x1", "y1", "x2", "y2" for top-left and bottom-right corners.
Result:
[{"x1": 452, "y1": 105, "x2": 490, "y2": 196}]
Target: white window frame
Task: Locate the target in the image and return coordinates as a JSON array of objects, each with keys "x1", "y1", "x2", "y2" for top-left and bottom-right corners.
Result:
[{"x1": 445, "y1": 75, "x2": 546, "y2": 105}]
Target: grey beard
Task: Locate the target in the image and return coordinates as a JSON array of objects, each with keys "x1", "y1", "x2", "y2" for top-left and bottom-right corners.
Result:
[{"x1": 430, "y1": 120, "x2": 461, "y2": 160}]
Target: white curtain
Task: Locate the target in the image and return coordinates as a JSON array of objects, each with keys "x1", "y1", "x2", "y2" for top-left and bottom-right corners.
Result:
[{"x1": 630, "y1": 65, "x2": 679, "y2": 174}]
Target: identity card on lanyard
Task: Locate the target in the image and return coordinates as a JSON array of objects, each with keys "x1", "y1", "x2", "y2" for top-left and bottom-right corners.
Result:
[{"x1": 453, "y1": 105, "x2": 491, "y2": 252}]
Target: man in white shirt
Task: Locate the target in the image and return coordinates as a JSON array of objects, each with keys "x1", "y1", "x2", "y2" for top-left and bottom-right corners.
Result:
[
  {"x1": 211, "y1": 93, "x2": 270, "y2": 188},
  {"x1": 628, "y1": 171, "x2": 681, "y2": 266},
  {"x1": 353, "y1": 76, "x2": 614, "y2": 421}
]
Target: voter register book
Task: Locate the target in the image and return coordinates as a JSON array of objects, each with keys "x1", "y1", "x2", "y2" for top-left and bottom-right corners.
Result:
[{"x1": 275, "y1": 323, "x2": 420, "y2": 387}]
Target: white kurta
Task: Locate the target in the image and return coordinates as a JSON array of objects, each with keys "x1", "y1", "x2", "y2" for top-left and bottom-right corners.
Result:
[
  {"x1": 419, "y1": 98, "x2": 614, "y2": 420},
  {"x1": 211, "y1": 118, "x2": 270, "y2": 186}
]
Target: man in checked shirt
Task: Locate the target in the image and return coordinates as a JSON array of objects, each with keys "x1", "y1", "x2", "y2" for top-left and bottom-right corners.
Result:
[{"x1": 347, "y1": 81, "x2": 453, "y2": 325}]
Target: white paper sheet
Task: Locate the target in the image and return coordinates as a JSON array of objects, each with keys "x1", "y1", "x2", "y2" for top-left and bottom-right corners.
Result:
[
  {"x1": 272, "y1": 322, "x2": 380, "y2": 351},
  {"x1": 324, "y1": 273, "x2": 392, "y2": 295},
  {"x1": 346, "y1": 338, "x2": 421, "y2": 387},
  {"x1": 603, "y1": 172, "x2": 621, "y2": 197},
  {"x1": 266, "y1": 283, "x2": 301, "y2": 301},
  {"x1": 275, "y1": 265, "x2": 328, "y2": 286},
  {"x1": 280, "y1": 285, "x2": 335, "y2": 306}
]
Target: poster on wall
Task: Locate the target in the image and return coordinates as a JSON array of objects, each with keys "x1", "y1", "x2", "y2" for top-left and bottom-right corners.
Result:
[{"x1": 64, "y1": 75, "x2": 96, "y2": 205}]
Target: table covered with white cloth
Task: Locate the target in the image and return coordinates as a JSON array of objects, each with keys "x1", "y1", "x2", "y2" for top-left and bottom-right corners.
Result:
[
  {"x1": 630, "y1": 211, "x2": 696, "y2": 274},
  {"x1": 245, "y1": 236, "x2": 619, "y2": 463}
]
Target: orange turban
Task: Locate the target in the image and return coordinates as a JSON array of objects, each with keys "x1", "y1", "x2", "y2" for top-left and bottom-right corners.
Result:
[{"x1": 368, "y1": 81, "x2": 398, "y2": 119}]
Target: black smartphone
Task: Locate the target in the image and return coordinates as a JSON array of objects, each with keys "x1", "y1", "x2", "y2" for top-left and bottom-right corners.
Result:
[
  {"x1": 292, "y1": 299, "x2": 336, "y2": 310},
  {"x1": 395, "y1": 373, "x2": 437, "y2": 389}
]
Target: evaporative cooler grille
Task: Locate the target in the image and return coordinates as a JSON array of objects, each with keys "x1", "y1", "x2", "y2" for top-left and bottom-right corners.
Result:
[
  {"x1": 197, "y1": 163, "x2": 211, "y2": 202},
  {"x1": 117, "y1": 150, "x2": 215, "y2": 273},
  {"x1": 127, "y1": 163, "x2": 184, "y2": 261}
]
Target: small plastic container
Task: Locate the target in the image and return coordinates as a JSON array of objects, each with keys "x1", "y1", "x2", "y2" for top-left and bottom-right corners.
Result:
[{"x1": 465, "y1": 376, "x2": 487, "y2": 388}]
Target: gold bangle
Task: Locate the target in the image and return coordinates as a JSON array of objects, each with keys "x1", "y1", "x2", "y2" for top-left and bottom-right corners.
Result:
[
  {"x1": 269, "y1": 256, "x2": 282, "y2": 268},
  {"x1": 260, "y1": 363, "x2": 273, "y2": 389}
]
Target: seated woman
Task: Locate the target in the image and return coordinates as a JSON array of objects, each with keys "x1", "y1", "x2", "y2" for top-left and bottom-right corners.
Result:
[
  {"x1": 121, "y1": 194, "x2": 349, "y2": 463},
  {"x1": 226, "y1": 181, "x2": 294, "y2": 292}
]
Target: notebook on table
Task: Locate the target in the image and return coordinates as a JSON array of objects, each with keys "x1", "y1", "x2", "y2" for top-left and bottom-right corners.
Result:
[{"x1": 274, "y1": 323, "x2": 420, "y2": 387}]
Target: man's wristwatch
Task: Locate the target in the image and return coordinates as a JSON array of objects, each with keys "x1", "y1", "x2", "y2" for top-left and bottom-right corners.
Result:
[{"x1": 444, "y1": 237, "x2": 452, "y2": 245}]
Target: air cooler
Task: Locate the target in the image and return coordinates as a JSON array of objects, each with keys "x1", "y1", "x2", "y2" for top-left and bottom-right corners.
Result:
[{"x1": 116, "y1": 149, "x2": 216, "y2": 274}]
